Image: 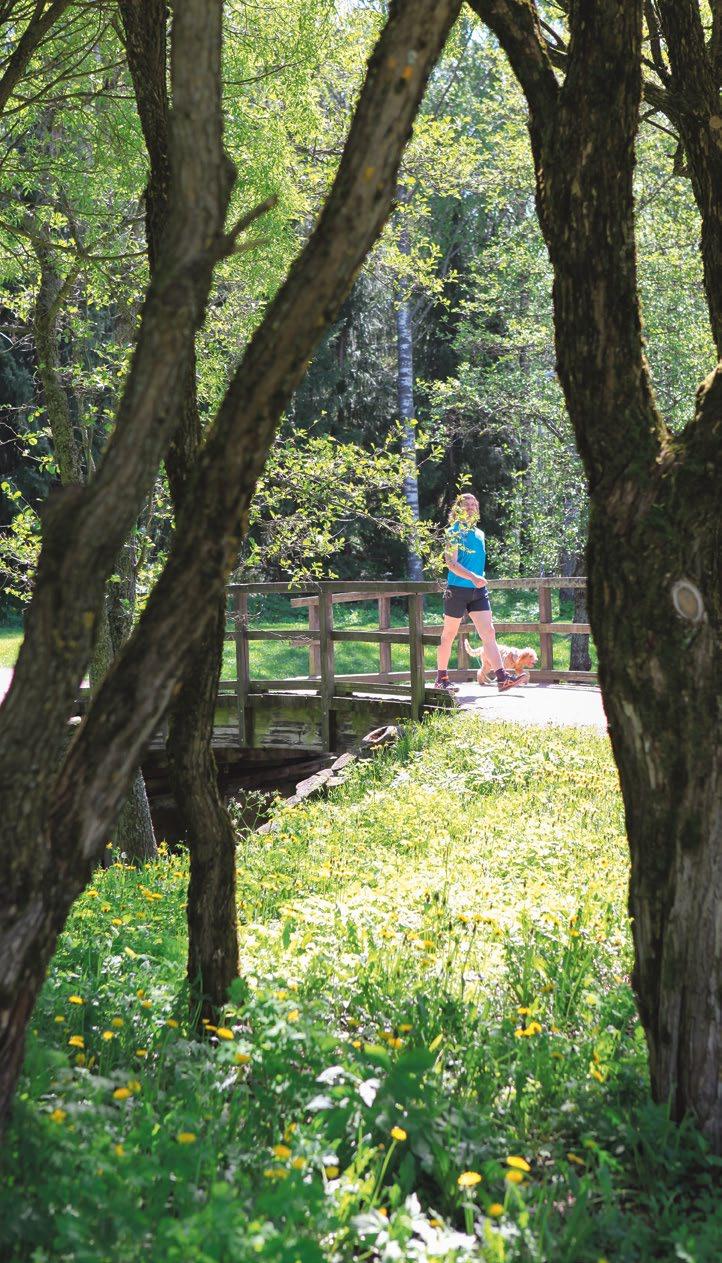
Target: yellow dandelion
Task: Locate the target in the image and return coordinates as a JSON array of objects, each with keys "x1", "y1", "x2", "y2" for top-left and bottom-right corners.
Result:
[
  {"x1": 272, "y1": 1143, "x2": 292, "y2": 1159},
  {"x1": 112, "y1": 1087, "x2": 131, "y2": 1101},
  {"x1": 387, "y1": 1036, "x2": 403, "y2": 1050},
  {"x1": 126, "y1": 1080, "x2": 141, "y2": 1093},
  {"x1": 50, "y1": 1108, "x2": 66, "y2": 1124},
  {"x1": 140, "y1": 1000, "x2": 152, "y2": 1009},
  {"x1": 111, "y1": 1017, "x2": 124, "y2": 1028},
  {"x1": 398, "y1": 1023, "x2": 413, "y2": 1033},
  {"x1": 390, "y1": 1126, "x2": 407, "y2": 1142},
  {"x1": 54, "y1": 1015, "x2": 65, "y2": 1024},
  {"x1": 287, "y1": 1009, "x2": 300, "y2": 1023},
  {"x1": 506, "y1": 1156, "x2": 531, "y2": 1172},
  {"x1": 351, "y1": 1039, "x2": 362, "y2": 1049},
  {"x1": 505, "y1": 1170, "x2": 524, "y2": 1184},
  {"x1": 291, "y1": 1156, "x2": 306, "y2": 1171},
  {"x1": 111, "y1": 918, "x2": 123, "y2": 926},
  {"x1": 68, "y1": 995, "x2": 84, "y2": 1005},
  {"x1": 488, "y1": 1203, "x2": 504, "y2": 1218},
  {"x1": 216, "y1": 1027, "x2": 234, "y2": 1040},
  {"x1": 234, "y1": 1052, "x2": 251, "y2": 1065},
  {"x1": 68, "y1": 1035, "x2": 84, "y2": 1048},
  {"x1": 262, "y1": 1166, "x2": 289, "y2": 1180},
  {"x1": 176, "y1": 1132, "x2": 197, "y2": 1144},
  {"x1": 136, "y1": 989, "x2": 146, "y2": 999},
  {"x1": 166, "y1": 1019, "x2": 179, "y2": 1029},
  {"x1": 101, "y1": 1031, "x2": 115, "y2": 1042},
  {"x1": 324, "y1": 1165, "x2": 339, "y2": 1179},
  {"x1": 114, "y1": 1144, "x2": 125, "y2": 1157},
  {"x1": 135, "y1": 1049, "x2": 147, "y2": 1058},
  {"x1": 457, "y1": 1171, "x2": 482, "y2": 1188}
]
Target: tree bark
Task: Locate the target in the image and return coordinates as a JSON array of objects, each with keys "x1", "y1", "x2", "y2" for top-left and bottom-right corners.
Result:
[
  {"x1": 396, "y1": 297, "x2": 424, "y2": 580},
  {"x1": 0, "y1": 0, "x2": 462, "y2": 1129},
  {"x1": 470, "y1": 0, "x2": 722, "y2": 1147},
  {"x1": 119, "y1": 0, "x2": 238, "y2": 1018}
]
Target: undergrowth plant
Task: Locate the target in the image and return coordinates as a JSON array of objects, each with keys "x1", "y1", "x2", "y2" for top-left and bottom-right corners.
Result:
[{"x1": 2, "y1": 715, "x2": 719, "y2": 1262}]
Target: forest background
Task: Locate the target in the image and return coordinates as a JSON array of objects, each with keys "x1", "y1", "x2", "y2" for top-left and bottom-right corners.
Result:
[{"x1": 0, "y1": 0, "x2": 711, "y2": 617}]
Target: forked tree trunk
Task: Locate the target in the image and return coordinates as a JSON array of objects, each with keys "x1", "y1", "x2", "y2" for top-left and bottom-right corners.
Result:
[
  {"x1": 119, "y1": 0, "x2": 239, "y2": 1019},
  {"x1": 0, "y1": 0, "x2": 462, "y2": 1133}
]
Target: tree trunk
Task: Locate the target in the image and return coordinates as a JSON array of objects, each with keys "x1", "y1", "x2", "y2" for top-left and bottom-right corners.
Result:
[
  {"x1": 586, "y1": 478, "x2": 721, "y2": 1146},
  {"x1": 166, "y1": 601, "x2": 239, "y2": 1016},
  {"x1": 33, "y1": 218, "x2": 156, "y2": 864},
  {"x1": 395, "y1": 217, "x2": 424, "y2": 581},
  {"x1": 469, "y1": 0, "x2": 722, "y2": 1145},
  {"x1": 119, "y1": 0, "x2": 238, "y2": 1018},
  {"x1": 569, "y1": 553, "x2": 591, "y2": 672}
]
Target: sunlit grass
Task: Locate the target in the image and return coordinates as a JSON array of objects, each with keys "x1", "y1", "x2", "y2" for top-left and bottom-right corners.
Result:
[{"x1": 3, "y1": 715, "x2": 719, "y2": 1262}]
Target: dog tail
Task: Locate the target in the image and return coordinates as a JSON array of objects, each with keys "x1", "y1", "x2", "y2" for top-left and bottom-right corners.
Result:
[{"x1": 463, "y1": 638, "x2": 482, "y2": 660}]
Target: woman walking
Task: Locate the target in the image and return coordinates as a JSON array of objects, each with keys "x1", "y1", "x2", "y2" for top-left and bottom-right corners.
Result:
[{"x1": 434, "y1": 492, "x2": 529, "y2": 693}]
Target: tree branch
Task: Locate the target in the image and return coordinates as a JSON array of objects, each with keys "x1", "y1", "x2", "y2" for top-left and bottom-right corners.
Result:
[
  {"x1": 51, "y1": 0, "x2": 463, "y2": 860},
  {"x1": 0, "y1": 0, "x2": 73, "y2": 115},
  {"x1": 466, "y1": 0, "x2": 559, "y2": 123}
]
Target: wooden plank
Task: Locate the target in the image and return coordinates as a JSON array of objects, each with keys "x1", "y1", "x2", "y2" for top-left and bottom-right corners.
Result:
[
  {"x1": 333, "y1": 695, "x2": 413, "y2": 714},
  {"x1": 378, "y1": 596, "x2": 392, "y2": 675},
  {"x1": 308, "y1": 602, "x2": 321, "y2": 676},
  {"x1": 229, "y1": 580, "x2": 443, "y2": 595},
  {"x1": 291, "y1": 588, "x2": 421, "y2": 608},
  {"x1": 485, "y1": 576, "x2": 588, "y2": 590},
  {"x1": 491, "y1": 621, "x2": 591, "y2": 636},
  {"x1": 244, "y1": 629, "x2": 319, "y2": 643},
  {"x1": 234, "y1": 591, "x2": 250, "y2": 745},
  {"x1": 318, "y1": 588, "x2": 335, "y2": 750},
  {"x1": 529, "y1": 669, "x2": 598, "y2": 683},
  {"x1": 538, "y1": 585, "x2": 553, "y2": 671},
  {"x1": 408, "y1": 593, "x2": 426, "y2": 722}
]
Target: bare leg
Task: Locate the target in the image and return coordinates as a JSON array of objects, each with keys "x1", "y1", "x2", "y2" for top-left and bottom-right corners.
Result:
[
  {"x1": 437, "y1": 615, "x2": 462, "y2": 672},
  {"x1": 469, "y1": 609, "x2": 502, "y2": 673}
]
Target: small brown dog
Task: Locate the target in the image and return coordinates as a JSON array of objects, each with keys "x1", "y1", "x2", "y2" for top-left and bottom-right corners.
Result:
[{"x1": 463, "y1": 639, "x2": 537, "y2": 685}]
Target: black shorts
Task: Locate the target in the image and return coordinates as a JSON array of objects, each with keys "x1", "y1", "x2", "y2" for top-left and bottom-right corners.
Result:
[{"x1": 443, "y1": 584, "x2": 491, "y2": 619}]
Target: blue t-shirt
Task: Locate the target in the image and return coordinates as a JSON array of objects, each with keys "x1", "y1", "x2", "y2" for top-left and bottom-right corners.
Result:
[{"x1": 446, "y1": 523, "x2": 486, "y2": 588}]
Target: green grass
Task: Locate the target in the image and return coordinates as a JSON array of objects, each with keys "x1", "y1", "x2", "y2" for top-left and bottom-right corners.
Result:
[
  {"x1": 0, "y1": 626, "x2": 22, "y2": 668},
  {"x1": 3, "y1": 715, "x2": 719, "y2": 1262}
]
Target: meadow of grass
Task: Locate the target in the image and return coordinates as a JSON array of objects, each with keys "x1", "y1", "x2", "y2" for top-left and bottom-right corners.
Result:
[{"x1": 3, "y1": 714, "x2": 720, "y2": 1263}]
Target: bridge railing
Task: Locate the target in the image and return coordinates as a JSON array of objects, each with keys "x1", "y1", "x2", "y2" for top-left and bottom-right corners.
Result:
[{"x1": 226, "y1": 578, "x2": 594, "y2": 746}]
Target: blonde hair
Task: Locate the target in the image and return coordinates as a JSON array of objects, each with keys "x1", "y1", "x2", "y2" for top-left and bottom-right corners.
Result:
[{"x1": 448, "y1": 492, "x2": 479, "y2": 525}]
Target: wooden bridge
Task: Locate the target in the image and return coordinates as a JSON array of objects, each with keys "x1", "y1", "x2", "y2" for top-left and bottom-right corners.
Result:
[{"x1": 211, "y1": 577, "x2": 594, "y2": 755}]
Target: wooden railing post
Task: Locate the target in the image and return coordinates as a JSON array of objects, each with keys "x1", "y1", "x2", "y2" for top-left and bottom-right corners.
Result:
[
  {"x1": 318, "y1": 588, "x2": 335, "y2": 750},
  {"x1": 408, "y1": 593, "x2": 425, "y2": 722},
  {"x1": 457, "y1": 617, "x2": 469, "y2": 674},
  {"x1": 538, "y1": 582, "x2": 553, "y2": 672},
  {"x1": 308, "y1": 601, "x2": 320, "y2": 677},
  {"x1": 378, "y1": 595, "x2": 392, "y2": 678},
  {"x1": 235, "y1": 590, "x2": 251, "y2": 745}
]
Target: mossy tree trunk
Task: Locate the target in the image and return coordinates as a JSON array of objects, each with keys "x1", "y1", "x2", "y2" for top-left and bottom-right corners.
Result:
[{"x1": 470, "y1": 0, "x2": 722, "y2": 1147}]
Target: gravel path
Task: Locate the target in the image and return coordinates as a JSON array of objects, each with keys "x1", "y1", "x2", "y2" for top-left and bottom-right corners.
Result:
[{"x1": 455, "y1": 680, "x2": 608, "y2": 731}]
